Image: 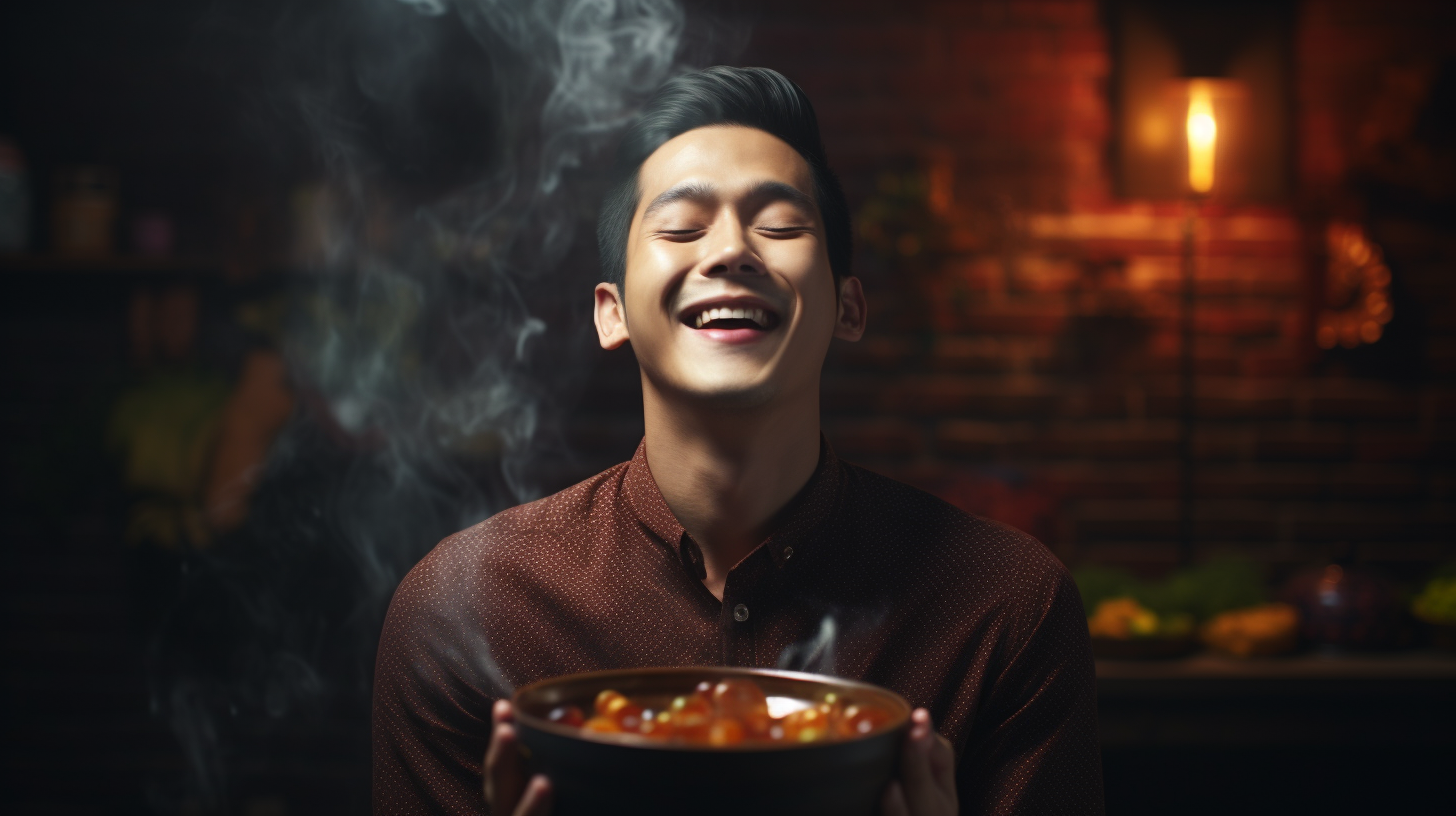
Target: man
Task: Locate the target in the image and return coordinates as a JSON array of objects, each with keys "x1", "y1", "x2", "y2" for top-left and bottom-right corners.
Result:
[{"x1": 373, "y1": 66, "x2": 1103, "y2": 815}]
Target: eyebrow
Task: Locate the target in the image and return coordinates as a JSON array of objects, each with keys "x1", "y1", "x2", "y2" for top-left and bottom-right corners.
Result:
[{"x1": 640, "y1": 180, "x2": 817, "y2": 221}]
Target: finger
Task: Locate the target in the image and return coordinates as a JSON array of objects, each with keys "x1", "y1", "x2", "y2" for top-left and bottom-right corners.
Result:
[
  {"x1": 484, "y1": 722, "x2": 524, "y2": 812},
  {"x1": 929, "y1": 733, "x2": 956, "y2": 794},
  {"x1": 898, "y1": 709, "x2": 937, "y2": 815},
  {"x1": 513, "y1": 775, "x2": 553, "y2": 816},
  {"x1": 880, "y1": 780, "x2": 910, "y2": 816},
  {"x1": 485, "y1": 699, "x2": 521, "y2": 806},
  {"x1": 908, "y1": 707, "x2": 932, "y2": 742}
]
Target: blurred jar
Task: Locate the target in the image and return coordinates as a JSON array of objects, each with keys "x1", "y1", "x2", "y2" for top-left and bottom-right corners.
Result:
[
  {"x1": 0, "y1": 137, "x2": 29, "y2": 252},
  {"x1": 1282, "y1": 564, "x2": 1410, "y2": 650},
  {"x1": 52, "y1": 166, "x2": 117, "y2": 257}
]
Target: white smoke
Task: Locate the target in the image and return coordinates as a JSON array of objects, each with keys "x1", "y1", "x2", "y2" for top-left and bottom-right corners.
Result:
[
  {"x1": 778, "y1": 614, "x2": 839, "y2": 676},
  {"x1": 289, "y1": 0, "x2": 693, "y2": 507},
  {"x1": 147, "y1": 0, "x2": 745, "y2": 808}
]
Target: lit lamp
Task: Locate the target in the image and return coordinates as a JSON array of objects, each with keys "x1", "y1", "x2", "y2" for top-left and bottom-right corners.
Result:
[
  {"x1": 1177, "y1": 80, "x2": 1221, "y2": 565},
  {"x1": 1185, "y1": 82, "x2": 1217, "y2": 195},
  {"x1": 1111, "y1": 1, "x2": 1294, "y2": 564},
  {"x1": 1112, "y1": 2, "x2": 1290, "y2": 203}
]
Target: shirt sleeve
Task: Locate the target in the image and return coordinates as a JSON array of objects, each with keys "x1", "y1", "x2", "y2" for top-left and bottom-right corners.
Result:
[
  {"x1": 956, "y1": 569, "x2": 1105, "y2": 815},
  {"x1": 372, "y1": 568, "x2": 499, "y2": 816}
]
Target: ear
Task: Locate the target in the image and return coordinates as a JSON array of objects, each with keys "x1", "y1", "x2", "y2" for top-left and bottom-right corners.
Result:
[
  {"x1": 833, "y1": 276, "x2": 867, "y2": 341},
  {"x1": 594, "y1": 282, "x2": 631, "y2": 350}
]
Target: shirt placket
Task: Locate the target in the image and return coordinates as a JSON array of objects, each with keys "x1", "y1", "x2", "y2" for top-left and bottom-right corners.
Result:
[{"x1": 719, "y1": 552, "x2": 771, "y2": 666}]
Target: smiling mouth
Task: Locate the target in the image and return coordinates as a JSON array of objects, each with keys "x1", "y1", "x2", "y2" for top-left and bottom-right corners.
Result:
[{"x1": 684, "y1": 305, "x2": 781, "y2": 332}]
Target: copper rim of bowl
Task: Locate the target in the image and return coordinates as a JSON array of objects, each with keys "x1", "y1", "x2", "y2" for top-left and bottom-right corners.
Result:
[{"x1": 512, "y1": 666, "x2": 912, "y2": 753}]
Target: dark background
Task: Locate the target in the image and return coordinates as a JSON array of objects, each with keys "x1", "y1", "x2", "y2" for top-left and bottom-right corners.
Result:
[{"x1": 2, "y1": 0, "x2": 1454, "y2": 814}]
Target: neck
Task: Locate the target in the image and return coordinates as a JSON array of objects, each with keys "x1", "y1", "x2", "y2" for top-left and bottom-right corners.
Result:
[{"x1": 641, "y1": 379, "x2": 821, "y2": 601}]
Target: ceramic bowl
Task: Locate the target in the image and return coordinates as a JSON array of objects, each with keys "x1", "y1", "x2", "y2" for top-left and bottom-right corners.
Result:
[{"x1": 511, "y1": 666, "x2": 911, "y2": 816}]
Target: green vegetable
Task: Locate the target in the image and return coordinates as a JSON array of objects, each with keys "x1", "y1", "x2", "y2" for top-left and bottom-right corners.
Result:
[
  {"x1": 1412, "y1": 573, "x2": 1456, "y2": 624},
  {"x1": 1073, "y1": 558, "x2": 1266, "y2": 624},
  {"x1": 1145, "y1": 559, "x2": 1266, "y2": 622},
  {"x1": 1072, "y1": 565, "x2": 1140, "y2": 618}
]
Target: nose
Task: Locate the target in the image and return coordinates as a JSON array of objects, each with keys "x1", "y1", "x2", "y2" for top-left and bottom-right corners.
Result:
[{"x1": 699, "y1": 216, "x2": 765, "y2": 278}]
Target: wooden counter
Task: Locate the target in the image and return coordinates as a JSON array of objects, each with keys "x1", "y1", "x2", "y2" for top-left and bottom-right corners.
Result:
[{"x1": 1097, "y1": 650, "x2": 1456, "y2": 748}]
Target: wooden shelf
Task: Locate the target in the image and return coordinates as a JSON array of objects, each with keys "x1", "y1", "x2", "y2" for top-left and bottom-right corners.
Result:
[
  {"x1": 1097, "y1": 649, "x2": 1456, "y2": 683},
  {"x1": 1096, "y1": 650, "x2": 1456, "y2": 749}
]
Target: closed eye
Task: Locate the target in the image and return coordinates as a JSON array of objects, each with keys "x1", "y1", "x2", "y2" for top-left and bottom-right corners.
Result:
[{"x1": 757, "y1": 226, "x2": 813, "y2": 234}]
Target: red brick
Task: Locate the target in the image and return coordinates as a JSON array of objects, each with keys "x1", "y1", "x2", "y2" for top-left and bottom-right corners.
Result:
[
  {"x1": 1192, "y1": 427, "x2": 1254, "y2": 461},
  {"x1": 1041, "y1": 463, "x2": 1179, "y2": 500},
  {"x1": 830, "y1": 335, "x2": 917, "y2": 370},
  {"x1": 1030, "y1": 421, "x2": 1180, "y2": 460},
  {"x1": 1196, "y1": 307, "x2": 1284, "y2": 337},
  {"x1": 1353, "y1": 431, "x2": 1432, "y2": 462},
  {"x1": 1308, "y1": 394, "x2": 1420, "y2": 421},
  {"x1": 1353, "y1": 541, "x2": 1456, "y2": 563},
  {"x1": 1196, "y1": 510, "x2": 1280, "y2": 542},
  {"x1": 1194, "y1": 468, "x2": 1325, "y2": 500},
  {"x1": 947, "y1": 304, "x2": 1070, "y2": 335},
  {"x1": 1254, "y1": 428, "x2": 1351, "y2": 462},
  {"x1": 1290, "y1": 516, "x2": 1456, "y2": 544},
  {"x1": 929, "y1": 336, "x2": 1019, "y2": 373},
  {"x1": 1056, "y1": 389, "x2": 1138, "y2": 420},
  {"x1": 825, "y1": 419, "x2": 925, "y2": 458},
  {"x1": 734, "y1": 0, "x2": 1456, "y2": 572},
  {"x1": 1193, "y1": 352, "x2": 1242, "y2": 377},
  {"x1": 1008, "y1": 255, "x2": 1080, "y2": 292},
  {"x1": 936, "y1": 420, "x2": 1033, "y2": 457},
  {"x1": 886, "y1": 378, "x2": 1061, "y2": 417},
  {"x1": 1196, "y1": 394, "x2": 1296, "y2": 420},
  {"x1": 1071, "y1": 501, "x2": 1178, "y2": 542},
  {"x1": 821, "y1": 376, "x2": 882, "y2": 415},
  {"x1": 1326, "y1": 468, "x2": 1426, "y2": 500},
  {"x1": 1073, "y1": 543, "x2": 1181, "y2": 568},
  {"x1": 1240, "y1": 350, "x2": 1301, "y2": 378}
]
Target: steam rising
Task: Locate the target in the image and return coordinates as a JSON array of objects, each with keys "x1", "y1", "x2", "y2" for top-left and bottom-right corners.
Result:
[
  {"x1": 777, "y1": 614, "x2": 838, "y2": 676},
  {"x1": 147, "y1": 0, "x2": 742, "y2": 807}
]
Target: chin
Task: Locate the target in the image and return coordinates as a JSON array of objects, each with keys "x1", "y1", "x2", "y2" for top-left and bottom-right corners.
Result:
[{"x1": 675, "y1": 375, "x2": 780, "y2": 409}]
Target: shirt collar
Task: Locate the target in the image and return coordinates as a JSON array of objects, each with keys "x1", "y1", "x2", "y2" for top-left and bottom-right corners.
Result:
[{"x1": 620, "y1": 436, "x2": 844, "y2": 571}]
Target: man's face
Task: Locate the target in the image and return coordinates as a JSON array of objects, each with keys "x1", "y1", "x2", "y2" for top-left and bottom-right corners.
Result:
[{"x1": 594, "y1": 125, "x2": 864, "y2": 407}]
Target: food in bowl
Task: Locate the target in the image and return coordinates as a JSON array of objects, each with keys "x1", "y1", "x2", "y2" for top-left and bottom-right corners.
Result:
[
  {"x1": 1088, "y1": 597, "x2": 1194, "y2": 639},
  {"x1": 547, "y1": 677, "x2": 895, "y2": 747},
  {"x1": 1200, "y1": 603, "x2": 1299, "y2": 657},
  {"x1": 511, "y1": 667, "x2": 912, "y2": 816}
]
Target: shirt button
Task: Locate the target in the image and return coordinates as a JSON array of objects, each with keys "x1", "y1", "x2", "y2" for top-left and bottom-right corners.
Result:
[
  {"x1": 782, "y1": 546, "x2": 794, "y2": 560},
  {"x1": 733, "y1": 604, "x2": 750, "y2": 623}
]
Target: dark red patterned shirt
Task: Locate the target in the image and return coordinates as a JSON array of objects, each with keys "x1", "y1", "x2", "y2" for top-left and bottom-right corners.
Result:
[{"x1": 372, "y1": 440, "x2": 1103, "y2": 814}]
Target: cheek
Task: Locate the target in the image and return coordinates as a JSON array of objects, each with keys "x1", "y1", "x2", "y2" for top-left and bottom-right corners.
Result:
[
  {"x1": 641, "y1": 241, "x2": 697, "y2": 276},
  {"x1": 625, "y1": 243, "x2": 695, "y2": 312},
  {"x1": 769, "y1": 247, "x2": 837, "y2": 330}
]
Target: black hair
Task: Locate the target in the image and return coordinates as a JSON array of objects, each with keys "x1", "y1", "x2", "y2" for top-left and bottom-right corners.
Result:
[{"x1": 596, "y1": 66, "x2": 852, "y2": 289}]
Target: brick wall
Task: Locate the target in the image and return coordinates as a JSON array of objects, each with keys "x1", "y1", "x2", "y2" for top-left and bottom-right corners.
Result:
[{"x1": 705, "y1": 0, "x2": 1456, "y2": 575}]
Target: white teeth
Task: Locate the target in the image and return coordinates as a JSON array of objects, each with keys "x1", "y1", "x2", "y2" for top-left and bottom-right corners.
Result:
[{"x1": 691, "y1": 306, "x2": 771, "y2": 328}]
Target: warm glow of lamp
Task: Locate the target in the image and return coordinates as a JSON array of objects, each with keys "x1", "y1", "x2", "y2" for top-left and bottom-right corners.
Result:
[{"x1": 1186, "y1": 82, "x2": 1217, "y2": 194}]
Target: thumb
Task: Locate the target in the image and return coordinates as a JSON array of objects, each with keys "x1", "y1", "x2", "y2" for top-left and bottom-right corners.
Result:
[{"x1": 881, "y1": 779, "x2": 911, "y2": 816}]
